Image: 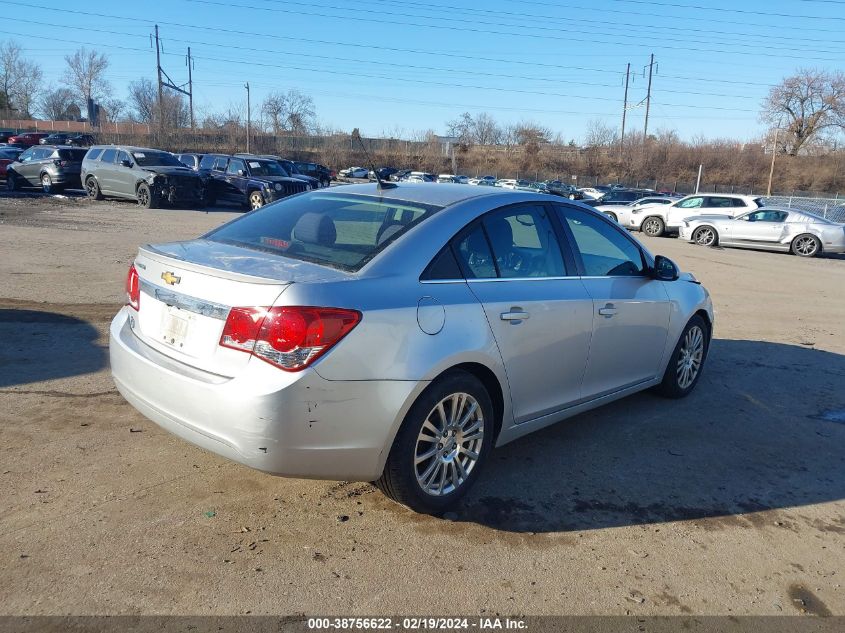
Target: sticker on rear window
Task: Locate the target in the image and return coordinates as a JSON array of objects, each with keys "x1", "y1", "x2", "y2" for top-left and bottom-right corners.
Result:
[
  {"x1": 134, "y1": 153, "x2": 145, "y2": 158},
  {"x1": 249, "y1": 161, "x2": 261, "y2": 168}
]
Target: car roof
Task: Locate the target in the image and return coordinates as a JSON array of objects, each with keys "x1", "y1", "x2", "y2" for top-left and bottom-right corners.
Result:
[
  {"x1": 330, "y1": 182, "x2": 549, "y2": 206},
  {"x1": 88, "y1": 145, "x2": 166, "y2": 153}
]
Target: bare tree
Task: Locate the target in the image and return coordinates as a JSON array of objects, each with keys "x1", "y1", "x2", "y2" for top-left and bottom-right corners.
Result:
[
  {"x1": 446, "y1": 111, "x2": 474, "y2": 150},
  {"x1": 39, "y1": 87, "x2": 77, "y2": 120},
  {"x1": 127, "y1": 78, "x2": 187, "y2": 127},
  {"x1": 584, "y1": 119, "x2": 618, "y2": 147},
  {"x1": 261, "y1": 89, "x2": 316, "y2": 135},
  {"x1": 63, "y1": 47, "x2": 110, "y2": 108},
  {"x1": 762, "y1": 68, "x2": 845, "y2": 156},
  {"x1": 472, "y1": 112, "x2": 502, "y2": 146},
  {"x1": 0, "y1": 40, "x2": 43, "y2": 117}
]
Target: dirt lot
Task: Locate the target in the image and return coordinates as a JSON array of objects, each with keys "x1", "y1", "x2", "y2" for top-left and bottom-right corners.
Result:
[{"x1": 1, "y1": 191, "x2": 844, "y2": 617}]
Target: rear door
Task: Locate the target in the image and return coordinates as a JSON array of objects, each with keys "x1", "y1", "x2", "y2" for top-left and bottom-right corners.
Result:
[
  {"x1": 556, "y1": 205, "x2": 671, "y2": 399},
  {"x1": 456, "y1": 203, "x2": 594, "y2": 423},
  {"x1": 97, "y1": 148, "x2": 118, "y2": 193}
]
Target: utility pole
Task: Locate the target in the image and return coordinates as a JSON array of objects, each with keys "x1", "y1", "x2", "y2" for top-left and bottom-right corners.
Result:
[
  {"x1": 187, "y1": 47, "x2": 194, "y2": 130},
  {"x1": 621, "y1": 62, "x2": 630, "y2": 150},
  {"x1": 643, "y1": 53, "x2": 656, "y2": 144},
  {"x1": 245, "y1": 82, "x2": 251, "y2": 153},
  {"x1": 767, "y1": 128, "x2": 780, "y2": 196},
  {"x1": 154, "y1": 25, "x2": 163, "y2": 136}
]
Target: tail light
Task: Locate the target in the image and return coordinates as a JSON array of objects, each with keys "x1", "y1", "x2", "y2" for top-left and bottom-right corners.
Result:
[
  {"x1": 54, "y1": 160, "x2": 69, "y2": 167},
  {"x1": 220, "y1": 306, "x2": 361, "y2": 371},
  {"x1": 126, "y1": 264, "x2": 140, "y2": 310}
]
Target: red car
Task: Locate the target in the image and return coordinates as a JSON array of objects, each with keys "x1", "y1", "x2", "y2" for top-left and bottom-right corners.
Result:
[
  {"x1": 6, "y1": 132, "x2": 49, "y2": 147},
  {"x1": 0, "y1": 147, "x2": 23, "y2": 177}
]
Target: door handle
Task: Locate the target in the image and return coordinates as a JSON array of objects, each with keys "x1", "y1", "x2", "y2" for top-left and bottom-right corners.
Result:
[
  {"x1": 597, "y1": 303, "x2": 618, "y2": 318},
  {"x1": 500, "y1": 309, "x2": 530, "y2": 322}
]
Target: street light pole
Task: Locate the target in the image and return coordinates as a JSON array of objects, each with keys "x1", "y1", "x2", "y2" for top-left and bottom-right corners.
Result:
[
  {"x1": 767, "y1": 128, "x2": 780, "y2": 197},
  {"x1": 245, "y1": 82, "x2": 251, "y2": 153}
]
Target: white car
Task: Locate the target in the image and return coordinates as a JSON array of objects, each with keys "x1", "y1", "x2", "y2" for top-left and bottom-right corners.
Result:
[
  {"x1": 437, "y1": 174, "x2": 456, "y2": 183},
  {"x1": 595, "y1": 196, "x2": 674, "y2": 227},
  {"x1": 578, "y1": 187, "x2": 605, "y2": 200},
  {"x1": 340, "y1": 166, "x2": 369, "y2": 179},
  {"x1": 496, "y1": 179, "x2": 517, "y2": 189},
  {"x1": 679, "y1": 208, "x2": 845, "y2": 257},
  {"x1": 635, "y1": 194, "x2": 763, "y2": 237}
]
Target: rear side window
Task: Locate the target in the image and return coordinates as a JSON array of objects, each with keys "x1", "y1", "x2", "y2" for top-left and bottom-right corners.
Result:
[
  {"x1": 199, "y1": 155, "x2": 216, "y2": 170},
  {"x1": 732, "y1": 198, "x2": 749, "y2": 207},
  {"x1": 559, "y1": 208, "x2": 645, "y2": 277},
  {"x1": 707, "y1": 197, "x2": 734, "y2": 208},
  {"x1": 206, "y1": 193, "x2": 442, "y2": 272},
  {"x1": 59, "y1": 149, "x2": 87, "y2": 161},
  {"x1": 455, "y1": 223, "x2": 497, "y2": 279},
  {"x1": 85, "y1": 148, "x2": 103, "y2": 161},
  {"x1": 100, "y1": 149, "x2": 116, "y2": 163},
  {"x1": 421, "y1": 246, "x2": 463, "y2": 281}
]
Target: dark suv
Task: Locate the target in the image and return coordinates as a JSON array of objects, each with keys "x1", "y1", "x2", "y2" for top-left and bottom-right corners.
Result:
[
  {"x1": 81, "y1": 145, "x2": 205, "y2": 208},
  {"x1": 6, "y1": 145, "x2": 87, "y2": 193},
  {"x1": 293, "y1": 161, "x2": 332, "y2": 188},
  {"x1": 199, "y1": 154, "x2": 310, "y2": 210},
  {"x1": 252, "y1": 156, "x2": 321, "y2": 190},
  {"x1": 66, "y1": 134, "x2": 96, "y2": 147},
  {"x1": 583, "y1": 189, "x2": 654, "y2": 207}
]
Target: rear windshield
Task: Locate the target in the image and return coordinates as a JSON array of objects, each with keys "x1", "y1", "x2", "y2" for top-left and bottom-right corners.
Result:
[
  {"x1": 205, "y1": 192, "x2": 443, "y2": 271},
  {"x1": 131, "y1": 151, "x2": 182, "y2": 167},
  {"x1": 58, "y1": 148, "x2": 87, "y2": 161}
]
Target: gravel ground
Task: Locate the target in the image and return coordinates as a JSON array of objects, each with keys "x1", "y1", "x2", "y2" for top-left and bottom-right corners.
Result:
[{"x1": 1, "y1": 190, "x2": 844, "y2": 617}]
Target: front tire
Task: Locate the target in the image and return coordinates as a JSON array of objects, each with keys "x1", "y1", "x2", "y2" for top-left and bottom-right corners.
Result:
[
  {"x1": 85, "y1": 177, "x2": 103, "y2": 200},
  {"x1": 653, "y1": 315, "x2": 709, "y2": 399},
  {"x1": 136, "y1": 183, "x2": 158, "y2": 209},
  {"x1": 692, "y1": 225, "x2": 718, "y2": 247},
  {"x1": 376, "y1": 371, "x2": 494, "y2": 514},
  {"x1": 791, "y1": 234, "x2": 821, "y2": 257},
  {"x1": 641, "y1": 216, "x2": 665, "y2": 237},
  {"x1": 248, "y1": 190, "x2": 265, "y2": 210}
]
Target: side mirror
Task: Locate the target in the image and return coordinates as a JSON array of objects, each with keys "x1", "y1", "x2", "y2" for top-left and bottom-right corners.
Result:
[
  {"x1": 652, "y1": 255, "x2": 679, "y2": 281},
  {"x1": 237, "y1": 169, "x2": 246, "y2": 176},
  {"x1": 120, "y1": 159, "x2": 132, "y2": 168}
]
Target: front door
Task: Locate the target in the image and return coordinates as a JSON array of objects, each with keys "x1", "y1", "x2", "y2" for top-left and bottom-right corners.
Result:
[
  {"x1": 728, "y1": 209, "x2": 790, "y2": 244},
  {"x1": 557, "y1": 205, "x2": 671, "y2": 399},
  {"x1": 455, "y1": 203, "x2": 593, "y2": 423}
]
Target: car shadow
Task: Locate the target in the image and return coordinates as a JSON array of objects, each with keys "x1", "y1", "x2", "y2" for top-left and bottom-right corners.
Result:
[
  {"x1": 0, "y1": 309, "x2": 108, "y2": 388},
  {"x1": 454, "y1": 339, "x2": 845, "y2": 533}
]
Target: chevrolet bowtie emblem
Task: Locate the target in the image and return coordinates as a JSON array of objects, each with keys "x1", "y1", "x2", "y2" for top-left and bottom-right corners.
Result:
[{"x1": 161, "y1": 271, "x2": 181, "y2": 285}]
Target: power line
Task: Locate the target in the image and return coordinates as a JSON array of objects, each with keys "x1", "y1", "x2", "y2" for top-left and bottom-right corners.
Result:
[{"x1": 610, "y1": 0, "x2": 845, "y2": 21}]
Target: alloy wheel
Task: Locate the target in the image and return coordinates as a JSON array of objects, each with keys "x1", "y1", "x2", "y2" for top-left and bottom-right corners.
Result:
[
  {"x1": 643, "y1": 218, "x2": 663, "y2": 236},
  {"x1": 676, "y1": 325, "x2": 704, "y2": 389},
  {"x1": 137, "y1": 187, "x2": 149, "y2": 207},
  {"x1": 414, "y1": 392, "x2": 484, "y2": 496},
  {"x1": 41, "y1": 174, "x2": 52, "y2": 193},
  {"x1": 249, "y1": 192, "x2": 264, "y2": 210},
  {"x1": 694, "y1": 227, "x2": 716, "y2": 246},
  {"x1": 794, "y1": 236, "x2": 818, "y2": 256}
]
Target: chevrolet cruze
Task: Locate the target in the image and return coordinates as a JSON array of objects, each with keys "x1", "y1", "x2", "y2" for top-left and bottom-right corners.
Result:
[{"x1": 110, "y1": 183, "x2": 713, "y2": 513}]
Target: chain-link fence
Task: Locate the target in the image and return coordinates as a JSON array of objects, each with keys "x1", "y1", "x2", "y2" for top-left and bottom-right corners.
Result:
[{"x1": 762, "y1": 196, "x2": 845, "y2": 223}]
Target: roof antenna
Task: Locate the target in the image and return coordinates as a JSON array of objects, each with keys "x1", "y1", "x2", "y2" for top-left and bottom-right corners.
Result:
[{"x1": 352, "y1": 128, "x2": 397, "y2": 189}]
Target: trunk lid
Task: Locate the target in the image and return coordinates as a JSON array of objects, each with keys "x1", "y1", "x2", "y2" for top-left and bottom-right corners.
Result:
[{"x1": 131, "y1": 239, "x2": 347, "y2": 376}]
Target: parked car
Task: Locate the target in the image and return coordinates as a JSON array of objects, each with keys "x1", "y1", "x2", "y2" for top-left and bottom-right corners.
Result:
[
  {"x1": 6, "y1": 145, "x2": 87, "y2": 193},
  {"x1": 0, "y1": 146, "x2": 23, "y2": 178},
  {"x1": 39, "y1": 133, "x2": 74, "y2": 145},
  {"x1": 545, "y1": 181, "x2": 583, "y2": 200},
  {"x1": 405, "y1": 171, "x2": 436, "y2": 183},
  {"x1": 6, "y1": 132, "x2": 49, "y2": 148},
  {"x1": 577, "y1": 187, "x2": 607, "y2": 199},
  {"x1": 65, "y1": 134, "x2": 96, "y2": 147},
  {"x1": 294, "y1": 161, "x2": 333, "y2": 188},
  {"x1": 390, "y1": 169, "x2": 412, "y2": 182},
  {"x1": 583, "y1": 190, "x2": 655, "y2": 220},
  {"x1": 110, "y1": 183, "x2": 713, "y2": 514},
  {"x1": 662, "y1": 194, "x2": 763, "y2": 236},
  {"x1": 265, "y1": 157, "x2": 321, "y2": 190},
  {"x1": 679, "y1": 208, "x2": 845, "y2": 257},
  {"x1": 199, "y1": 154, "x2": 310, "y2": 210},
  {"x1": 597, "y1": 196, "x2": 675, "y2": 229},
  {"x1": 437, "y1": 174, "x2": 457, "y2": 183},
  {"x1": 175, "y1": 153, "x2": 204, "y2": 170},
  {"x1": 82, "y1": 146, "x2": 206, "y2": 209},
  {"x1": 0, "y1": 131, "x2": 16, "y2": 144},
  {"x1": 340, "y1": 166, "x2": 369, "y2": 179}
]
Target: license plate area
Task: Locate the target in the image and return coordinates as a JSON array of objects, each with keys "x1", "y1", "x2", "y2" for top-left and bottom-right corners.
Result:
[{"x1": 160, "y1": 306, "x2": 194, "y2": 349}]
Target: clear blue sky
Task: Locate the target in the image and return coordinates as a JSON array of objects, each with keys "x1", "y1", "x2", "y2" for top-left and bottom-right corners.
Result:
[{"x1": 3, "y1": 0, "x2": 844, "y2": 142}]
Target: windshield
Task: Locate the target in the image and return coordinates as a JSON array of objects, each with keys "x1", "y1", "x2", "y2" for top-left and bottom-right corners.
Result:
[
  {"x1": 247, "y1": 160, "x2": 288, "y2": 177},
  {"x1": 131, "y1": 151, "x2": 183, "y2": 167},
  {"x1": 205, "y1": 192, "x2": 443, "y2": 271}
]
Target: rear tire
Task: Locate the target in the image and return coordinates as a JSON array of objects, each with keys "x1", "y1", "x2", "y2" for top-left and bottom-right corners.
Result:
[
  {"x1": 41, "y1": 173, "x2": 58, "y2": 194},
  {"x1": 604, "y1": 212, "x2": 618, "y2": 223},
  {"x1": 641, "y1": 216, "x2": 665, "y2": 237},
  {"x1": 791, "y1": 234, "x2": 821, "y2": 257},
  {"x1": 376, "y1": 371, "x2": 494, "y2": 514},
  {"x1": 6, "y1": 173, "x2": 18, "y2": 191},
  {"x1": 85, "y1": 177, "x2": 103, "y2": 200},
  {"x1": 653, "y1": 315, "x2": 709, "y2": 399}
]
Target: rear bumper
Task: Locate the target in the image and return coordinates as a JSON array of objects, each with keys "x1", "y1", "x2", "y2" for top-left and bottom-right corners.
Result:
[{"x1": 109, "y1": 308, "x2": 418, "y2": 481}]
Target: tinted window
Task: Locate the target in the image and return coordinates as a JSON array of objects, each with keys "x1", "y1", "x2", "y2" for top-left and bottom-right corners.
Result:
[
  {"x1": 454, "y1": 223, "x2": 497, "y2": 279},
  {"x1": 677, "y1": 197, "x2": 703, "y2": 209},
  {"x1": 561, "y1": 208, "x2": 645, "y2": 277},
  {"x1": 199, "y1": 155, "x2": 216, "y2": 170},
  {"x1": 85, "y1": 148, "x2": 103, "y2": 161},
  {"x1": 206, "y1": 193, "x2": 441, "y2": 272},
  {"x1": 731, "y1": 198, "x2": 749, "y2": 207},
  {"x1": 707, "y1": 197, "x2": 734, "y2": 208},
  {"x1": 58, "y1": 149, "x2": 87, "y2": 161},
  {"x1": 421, "y1": 245, "x2": 463, "y2": 281},
  {"x1": 213, "y1": 157, "x2": 228, "y2": 171},
  {"x1": 227, "y1": 158, "x2": 246, "y2": 175},
  {"x1": 100, "y1": 149, "x2": 117, "y2": 163},
  {"x1": 481, "y1": 205, "x2": 566, "y2": 278}
]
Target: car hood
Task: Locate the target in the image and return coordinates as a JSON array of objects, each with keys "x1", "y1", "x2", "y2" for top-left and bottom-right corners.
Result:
[{"x1": 142, "y1": 166, "x2": 202, "y2": 178}]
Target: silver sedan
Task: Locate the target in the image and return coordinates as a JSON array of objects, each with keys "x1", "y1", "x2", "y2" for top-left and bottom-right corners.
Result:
[
  {"x1": 679, "y1": 207, "x2": 845, "y2": 257},
  {"x1": 110, "y1": 183, "x2": 714, "y2": 513}
]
